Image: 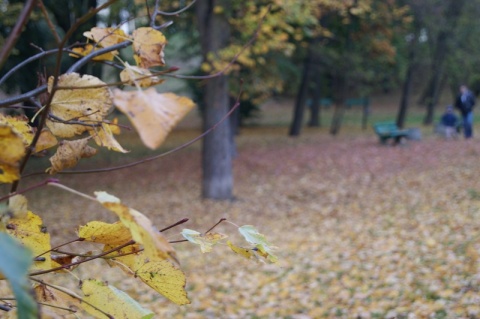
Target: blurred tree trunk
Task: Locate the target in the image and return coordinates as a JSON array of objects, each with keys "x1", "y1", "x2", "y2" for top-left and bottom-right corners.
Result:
[
  {"x1": 420, "y1": 0, "x2": 467, "y2": 124},
  {"x1": 196, "y1": 0, "x2": 233, "y2": 200},
  {"x1": 289, "y1": 42, "x2": 314, "y2": 136},
  {"x1": 308, "y1": 71, "x2": 322, "y2": 127},
  {"x1": 397, "y1": 34, "x2": 418, "y2": 129},
  {"x1": 329, "y1": 76, "x2": 346, "y2": 135}
]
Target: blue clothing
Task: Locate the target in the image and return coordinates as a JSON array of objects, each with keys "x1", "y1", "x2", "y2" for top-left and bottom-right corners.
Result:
[
  {"x1": 441, "y1": 112, "x2": 458, "y2": 127},
  {"x1": 455, "y1": 90, "x2": 476, "y2": 138}
]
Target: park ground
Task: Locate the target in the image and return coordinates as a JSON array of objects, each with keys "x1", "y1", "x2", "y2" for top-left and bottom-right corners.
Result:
[{"x1": 3, "y1": 93, "x2": 480, "y2": 318}]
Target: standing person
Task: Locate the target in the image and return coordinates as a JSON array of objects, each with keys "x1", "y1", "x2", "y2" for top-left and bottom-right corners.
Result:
[
  {"x1": 440, "y1": 105, "x2": 458, "y2": 139},
  {"x1": 455, "y1": 85, "x2": 476, "y2": 138}
]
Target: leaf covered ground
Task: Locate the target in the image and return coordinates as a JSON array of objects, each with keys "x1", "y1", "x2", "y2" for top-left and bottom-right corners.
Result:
[{"x1": 3, "y1": 124, "x2": 480, "y2": 319}]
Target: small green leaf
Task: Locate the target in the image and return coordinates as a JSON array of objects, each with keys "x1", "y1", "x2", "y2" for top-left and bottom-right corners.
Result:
[
  {"x1": 238, "y1": 225, "x2": 278, "y2": 263},
  {"x1": 0, "y1": 232, "x2": 39, "y2": 319}
]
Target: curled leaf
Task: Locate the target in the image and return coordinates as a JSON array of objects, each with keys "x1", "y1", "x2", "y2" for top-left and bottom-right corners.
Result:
[
  {"x1": 47, "y1": 73, "x2": 112, "y2": 138},
  {"x1": 132, "y1": 27, "x2": 167, "y2": 68},
  {"x1": 8, "y1": 194, "x2": 28, "y2": 219},
  {"x1": 0, "y1": 114, "x2": 33, "y2": 146},
  {"x1": 47, "y1": 138, "x2": 97, "y2": 174},
  {"x1": 34, "y1": 284, "x2": 82, "y2": 317},
  {"x1": 113, "y1": 88, "x2": 195, "y2": 149},
  {"x1": 181, "y1": 229, "x2": 227, "y2": 253},
  {"x1": 95, "y1": 191, "x2": 177, "y2": 263},
  {"x1": 227, "y1": 240, "x2": 254, "y2": 260}
]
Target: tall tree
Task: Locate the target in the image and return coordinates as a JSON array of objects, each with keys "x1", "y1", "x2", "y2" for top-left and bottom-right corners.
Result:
[{"x1": 195, "y1": 1, "x2": 233, "y2": 200}]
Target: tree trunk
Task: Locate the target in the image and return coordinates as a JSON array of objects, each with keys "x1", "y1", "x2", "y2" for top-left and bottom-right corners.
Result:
[
  {"x1": 308, "y1": 72, "x2": 322, "y2": 127},
  {"x1": 196, "y1": 0, "x2": 233, "y2": 200},
  {"x1": 289, "y1": 43, "x2": 314, "y2": 136},
  {"x1": 396, "y1": 36, "x2": 417, "y2": 129}
]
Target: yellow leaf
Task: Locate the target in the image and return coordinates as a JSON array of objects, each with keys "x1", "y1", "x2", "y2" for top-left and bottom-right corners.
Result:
[
  {"x1": 0, "y1": 114, "x2": 34, "y2": 146},
  {"x1": 107, "y1": 118, "x2": 121, "y2": 135},
  {"x1": 181, "y1": 229, "x2": 227, "y2": 253},
  {"x1": 81, "y1": 279, "x2": 154, "y2": 319},
  {"x1": 8, "y1": 194, "x2": 28, "y2": 218},
  {"x1": 47, "y1": 138, "x2": 97, "y2": 174},
  {"x1": 34, "y1": 129, "x2": 58, "y2": 153},
  {"x1": 70, "y1": 44, "x2": 116, "y2": 61},
  {"x1": 95, "y1": 191, "x2": 177, "y2": 263},
  {"x1": 78, "y1": 221, "x2": 132, "y2": 246},
  {"x1": 6, "y1": 211, "x2": 52, "y2": 272},
  {"x1": 132, "y1": 27, "x2": 167, "y2": 68},
  {"x1": 227, "y1": 240, "x2": 254, "y2": 260},
  {"x1": 113, "y1": 88, "x2": 195, "y2": 149},
  {"x1": 89, "y1": 122, "x2": 128, "y2": 153},
  {"x1": 105, "y1": 245, "x2": 189, "y2": 305},
  {"x1": 46, "y1": 73, "x2": 112, "y2": 138},
  {"x1": 0, "y1": 124, "x2": 25, "y2": 183},
  {"x1": 84, "y1": 27, "x2": 128, "y2": 49},
  {"x1": 120, "y1": 63, "x2": 164, "y2": 88}
]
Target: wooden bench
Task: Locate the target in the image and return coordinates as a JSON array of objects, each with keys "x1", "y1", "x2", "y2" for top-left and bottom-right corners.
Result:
[
  {"x1": 346, "y1": 97, "x2": 369, "y2": 109},
  {"x1": 373, "y1": 122, "x2": 409, "y2": 144}
]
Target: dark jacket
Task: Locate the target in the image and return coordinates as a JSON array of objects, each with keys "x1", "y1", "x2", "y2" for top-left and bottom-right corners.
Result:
[
  {"x1": 441, "y1": 112, "x2": 458, "y2": 127},
  {"x1": 455, "y1": 91, "x2": 476, "y2": 116}
]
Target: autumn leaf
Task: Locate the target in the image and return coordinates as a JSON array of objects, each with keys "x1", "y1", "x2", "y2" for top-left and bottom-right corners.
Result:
[
  {"x1": 120, "y1": 63, "x2": 164, "y2": 88},
  {"x1": 84, "y1": 27, "x2": 128, "y2": 49},
  {"x1": 104, "y1": 245, "x2": 190, "y2": 305},
  {"x1": 107, "y1": 117, "x2": 121, "y2": 135},
  {"x1": 47, "y1": 138, "x2": 97, "y2": 174},
  {"x1": 227, "y1": 240, "x2": 255, "y2": 260},
  {"x1": 34, "y1": 284, "x2": 82, "y2": 317},
  {"x1": 81, "y1": 279, "x2": 154, "y2": 319},
  {"x1": 6, "y1": 211, "x2": 52, "y2": 272},
  {"x1": 46, "y1": 73, "x2": 112, "y2": 138},
  {"x1": 89, "y1": 122, "x2": 128, "y2": 153},
  {"x1": 0, "y1": 114, "x2": 33, "y2": 146},
  {"x1": 0, "y1": 124, "x2": 25, "y2": 183},
  {"x1": 70, "y1": 44, "x2": 116, "y2": 61},
  {"x1": 95, "y1": 191, "x2": 177, "y2": 263},
  {"x1": 132, "y1": 27, "x2": 167, "y2": 68},
  {"x1": 181, "y1": 229, "x2": 227, "y2": 253},
  {"x1": 78, "y1": 220, "x2": 132, "y2": 246},
  {"x1": 35, "y1": 129, "x2": 58, "y2": 153},
  {"x1": 238, "y1": 225, "x2": 278, "y2": 263},
  {"x1": 113, "y1": 88, "x2": 195, "y2": 149}
]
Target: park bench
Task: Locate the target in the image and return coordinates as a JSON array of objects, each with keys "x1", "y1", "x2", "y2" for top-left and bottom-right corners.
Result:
[
  {"x1": 306, "y1": 97, "x2": 333, "y2": 108},
  {"x1": 345, "y1": 97, "x2": 369, "y2": 109},
  {"x1": 373, "y1": 122, "x2": 409, "y2": 144}
]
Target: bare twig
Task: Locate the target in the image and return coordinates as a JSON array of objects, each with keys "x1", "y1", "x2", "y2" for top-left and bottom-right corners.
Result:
[
  {"x1": 37, "y1": 0, "x2": 61, "y2": 44},
  {"x1": 159, "y1": 218, "x2": 189, "y2": 232},
  {"x1": 0, "y1": 0, "x2": 37, "y2": 69},
  {"x1": 152, "y1": 0, "x2": 197, "y2": 17},
  {"x1": 0, "y1": 178, "x2": 59, "y2": 203}
]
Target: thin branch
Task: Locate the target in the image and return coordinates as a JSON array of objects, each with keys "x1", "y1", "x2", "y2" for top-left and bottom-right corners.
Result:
[
  {"x1": 29, "y1": 279, "x2": 113, "y2": 318},
  {"x1": 0, "y1": 48, "x2": 66, "y2": 87},
  {"x1": 0, "y1": 85, "x2": 47, "y2": 108},
  {"x1": 66, "y1": 40, "x2": 132, "y2": 73},
  {"x1": 57, "y1": 99, "x2": 241, "y2": 175},
  {"x1": 159, "y1": 218, "x2": 189, "y2": 232},
  {"x1": 0, "y1": 304, "x2": 12, "y2": 312},
  {"x1": 30, "y1": 240, "x2": 135, "y2": 276},
  {"x1": 153, "y1": 0, "x2": 197, "y2": 17},
  {"x1": 37, "y1": 0, "x2": 61, "y2": 44},
  {"x1": 204, "y1": 218, "x2": 227, "y2": 234},
  {"x1": 35, "y1": 237, "x2": 85, "y2": 259},
  {"x1": 0, "y1": 0, "x2": 37, "y2": 69},
  {"x1": 0, "y1": 178, "x2": 59, "y2": 203}
]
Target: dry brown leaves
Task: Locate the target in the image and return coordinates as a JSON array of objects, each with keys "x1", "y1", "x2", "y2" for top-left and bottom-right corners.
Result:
[{"x1": 4, "y1": 129, "x2": 480, "y2": 319}]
